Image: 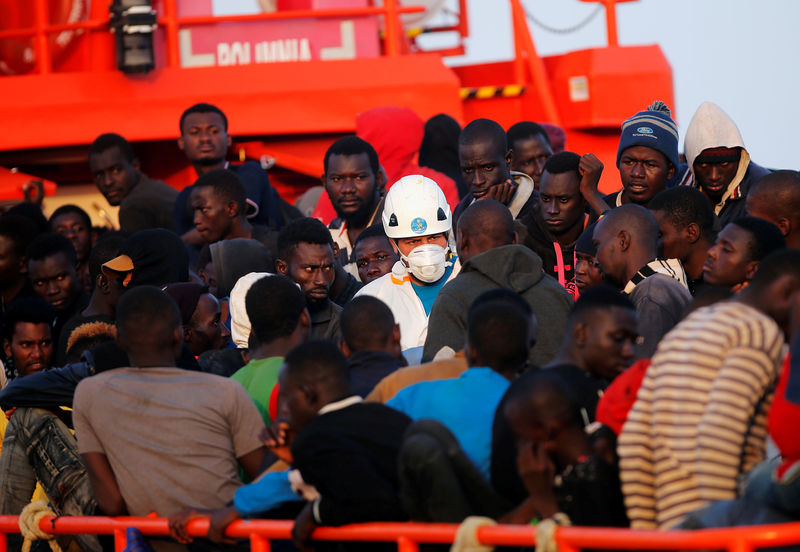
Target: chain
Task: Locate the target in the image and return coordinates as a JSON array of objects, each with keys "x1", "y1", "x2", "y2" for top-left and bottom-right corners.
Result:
[{"x1": 523, "y1": 1, "x2": 603, "y2": 35}]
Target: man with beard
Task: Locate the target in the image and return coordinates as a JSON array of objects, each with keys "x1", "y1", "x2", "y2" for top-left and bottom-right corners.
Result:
[
  {"x1": 323, "y1": 136, "x2": 386, "y2": 277},
  {"x1": 276, "y1": 218, "x2": 342, "y2": 343}
]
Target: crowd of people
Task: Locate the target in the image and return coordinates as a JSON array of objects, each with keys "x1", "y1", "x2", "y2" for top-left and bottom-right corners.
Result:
[{"x1": 0, "y1": 98, "x2": 798, "y2": 552}]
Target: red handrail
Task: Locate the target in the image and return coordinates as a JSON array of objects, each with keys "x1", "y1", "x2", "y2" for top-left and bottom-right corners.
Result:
[
  {"x1": 509, "y1": 0, "x2": 561, "y2": 125},
  {"x1": 1, "y1": 516, "x2": 800, "y2": 552},
  {"x1": 1, "y1": 1, "x2": 429, "y2": 74},
  {"x1": 33, "y1": 0, "x2": 51, "y2": 74}
]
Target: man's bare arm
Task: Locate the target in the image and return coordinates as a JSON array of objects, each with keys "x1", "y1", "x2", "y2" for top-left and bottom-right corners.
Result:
[{"x1": 81, "y1": 452, "x2": 128, "y2": 516}]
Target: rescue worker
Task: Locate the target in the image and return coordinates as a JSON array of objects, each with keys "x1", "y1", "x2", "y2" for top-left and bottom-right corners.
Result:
[{"x1": 356, "y1": 175, "x2": 458, "y2": 364}]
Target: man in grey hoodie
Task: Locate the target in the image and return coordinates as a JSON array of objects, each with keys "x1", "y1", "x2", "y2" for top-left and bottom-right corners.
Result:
[{"x1": 422, "y1": 200, "x2": 572, "y2": 366}]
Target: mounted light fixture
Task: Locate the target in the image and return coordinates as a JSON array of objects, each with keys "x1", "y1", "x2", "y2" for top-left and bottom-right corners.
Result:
[{"x1": 110, "y1": 0, "x2": 158, "y2": 74}]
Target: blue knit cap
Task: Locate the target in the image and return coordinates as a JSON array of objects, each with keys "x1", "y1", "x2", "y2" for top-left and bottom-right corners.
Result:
[{"x1": 616, "y1": 107, "x2": 679, "y2": 169}]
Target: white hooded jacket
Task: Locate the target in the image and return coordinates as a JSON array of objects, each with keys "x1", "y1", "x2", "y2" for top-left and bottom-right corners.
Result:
[
  {"x1": 683, "y1": 102, "x2": 754, "y2": 216},
  {"x1": 355, "y1": 258, "x2": 460, "y2": 356}
]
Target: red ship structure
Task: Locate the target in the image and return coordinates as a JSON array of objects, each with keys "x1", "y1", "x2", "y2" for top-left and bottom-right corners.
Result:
[{"x1": 0, "y1": 0, "x2": 673, "y2": 220}]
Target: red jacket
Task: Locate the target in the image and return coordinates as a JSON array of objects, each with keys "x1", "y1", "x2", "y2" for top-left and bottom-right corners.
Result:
[{"x1": 595, "y1": 358, "x2": 650, "y2": 436}]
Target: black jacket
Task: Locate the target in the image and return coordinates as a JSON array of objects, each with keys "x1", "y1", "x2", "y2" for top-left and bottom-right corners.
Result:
[
  {"x1": 291, "y1": 401, "x2": 411, "y2": 526},
  {"x1": 347, "y1": 350, "x2": 406, "y2": 398}
]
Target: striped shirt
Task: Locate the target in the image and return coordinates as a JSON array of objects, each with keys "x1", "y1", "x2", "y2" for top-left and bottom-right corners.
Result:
[{"x1": 618, "y1": 301, "x2": 784, "y2": 529}]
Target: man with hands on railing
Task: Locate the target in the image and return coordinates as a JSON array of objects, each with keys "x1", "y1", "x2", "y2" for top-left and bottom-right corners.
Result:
[
  {"x1": 170, "y1": 340, "x2": 411, "y2": 552},
  {"x1": 73, "y1": 287, "x2": 268, "y2": 551}
]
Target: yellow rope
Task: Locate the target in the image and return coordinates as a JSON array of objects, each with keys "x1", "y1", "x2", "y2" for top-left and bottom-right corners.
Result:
[
  {"x1": 450, "y1": 516, "x2": 496, "y2": 552},
  {"x1": 535, "y1": 513, "x2": 571, "y2": 552},
  {"x1": 19, "y1": 500, "x2": 63, "y2": 552}
]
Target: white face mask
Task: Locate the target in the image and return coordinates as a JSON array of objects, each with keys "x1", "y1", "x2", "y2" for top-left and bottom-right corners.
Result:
[{"x1": 401, "y1": 244, "x2": 451, "y2": 283}]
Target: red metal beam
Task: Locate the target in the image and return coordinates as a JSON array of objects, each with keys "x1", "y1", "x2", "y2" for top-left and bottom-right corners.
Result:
[{"x1": 0, "y1": 55, "x2": 462, "y2": 152}]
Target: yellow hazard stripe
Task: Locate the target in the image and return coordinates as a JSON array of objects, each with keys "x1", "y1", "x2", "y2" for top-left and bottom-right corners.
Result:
[
  {"x1": 379, "y1": 27, "x2": 425, "y2": 39},
  {"x1": 459, "y1": 85, "x2": 525, "y2": 100}
]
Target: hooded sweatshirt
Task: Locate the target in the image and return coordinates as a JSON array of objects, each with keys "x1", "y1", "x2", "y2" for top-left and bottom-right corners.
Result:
[
  {"x1": 519, "y1": 205, "x2": 586, "y2": 299},
  {"x1": 682, "y1": 102, "x2": 770, "y2": 227},
  {"x1": 312, "y1": 106, "x2": 461, "y2": 223},
  {"x1": 119, "y1": 229, "x2": 190, "y2": 288},
  {"x1": 210, "y1": 238, "x2": 274, "y2": 299},
  {"x1": 418, "y1": 113, "x2": 467, "y2": 198},
  {"x1": 422, "y1": 244, "x2": 573, "y2": 367},
  {"x1": 228, "y1": 272, "x2": 272, "y2": 348}
]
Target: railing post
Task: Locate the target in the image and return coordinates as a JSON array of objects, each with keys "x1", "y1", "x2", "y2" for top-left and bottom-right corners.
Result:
[
  {"x1": 458, "y1": 0, "x2": 469, "y2": 38},
  {"x1": 33, "y1": 0, "x2": 51, "y2": 74},
  {"x1": 162, "y1": 0, "x2": 180, "y2": 67},
  {"x1": 602, "y1": 0, "x2": 618, "y2": 47},
  {"x1": 508, "y1": 0, "x2": 561, "y2": 125},
  {"x1": 397, "y1": 536, "x2": 419, "y2": 552},
  {"x1": 383, "y1": 0, "x2": 401, "y2": 57},
  {"x1": 114, "y1": 528, "x2": 127, "y2": 552},
  {"x1": 0, "y1": 531, "x2": 7, "y2": 552},
  {"x1": 728, "y1": 537, "x2": 752, "y2": 552},
  {"x1": 250, "y1": 533, "x2": 271, "y2": 552}
]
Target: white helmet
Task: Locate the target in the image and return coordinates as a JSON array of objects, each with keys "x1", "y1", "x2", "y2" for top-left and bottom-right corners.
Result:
[{"x1": 382, "y1": 175, "x2": 452, "y2": 239}]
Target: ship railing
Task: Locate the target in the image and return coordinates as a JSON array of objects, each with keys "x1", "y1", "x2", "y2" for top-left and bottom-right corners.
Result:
[
  {"x1": 2, "y1": 515, "x2": 800, "y2": 552},
  {"x1": 0, "y1": 0, "x2": 429, "y2": 74}
]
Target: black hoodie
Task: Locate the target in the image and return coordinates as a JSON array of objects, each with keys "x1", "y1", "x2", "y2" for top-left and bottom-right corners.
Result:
[{"x1": 519, "y1": 207, "x2": 582, "y2": 297}]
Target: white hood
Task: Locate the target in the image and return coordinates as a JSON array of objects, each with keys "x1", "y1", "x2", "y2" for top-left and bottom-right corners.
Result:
[
  {"x1": 229, "y1": 271, "x2": 273, "y2": 348},
  {"x1": 683, "y1": 102, "x2": 751, "y2": 212}
]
